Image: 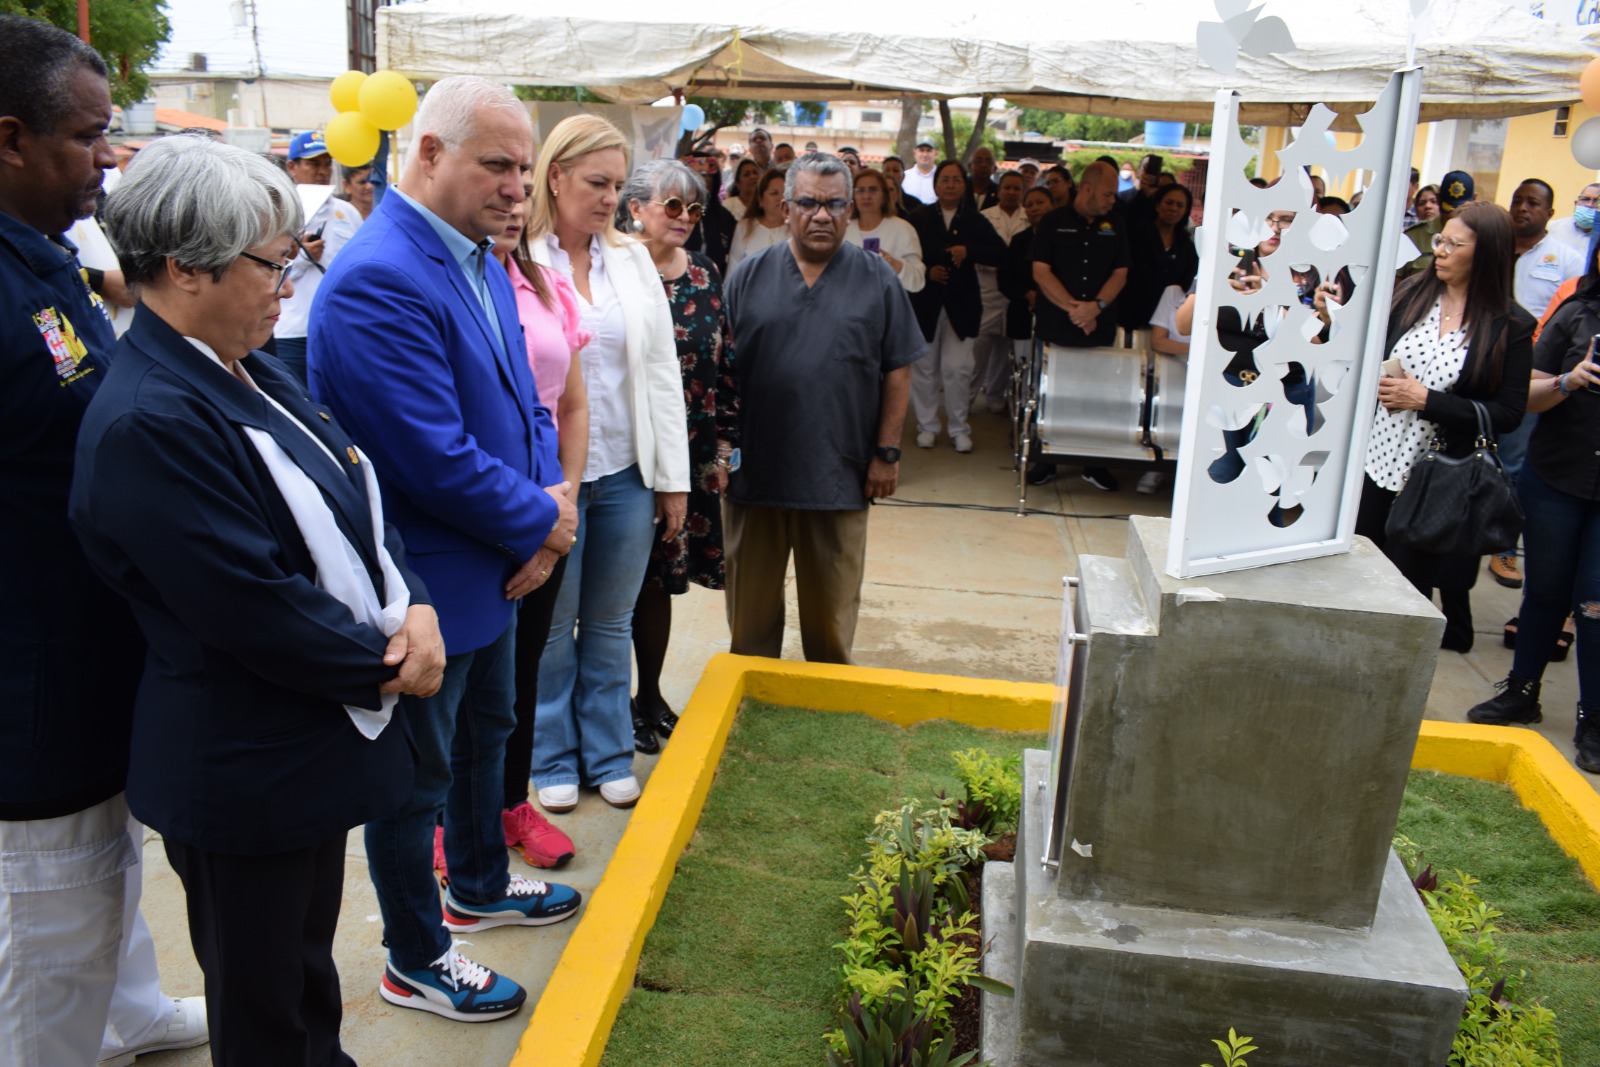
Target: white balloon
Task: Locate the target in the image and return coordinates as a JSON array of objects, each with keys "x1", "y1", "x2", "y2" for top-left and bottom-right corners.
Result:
[{"x1": 1572, "y1": 117, "x2": 1600, "y2": 169}]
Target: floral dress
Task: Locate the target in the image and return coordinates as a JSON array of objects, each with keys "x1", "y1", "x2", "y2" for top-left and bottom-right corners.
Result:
[{"x1": 646, "y1": 250, "x2": 738, "y2": 593}]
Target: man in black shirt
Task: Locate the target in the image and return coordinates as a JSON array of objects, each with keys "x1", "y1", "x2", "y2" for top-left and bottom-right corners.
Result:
[{"x1": 1029, "y1": 161, "x2": 1131, "y2": 489}]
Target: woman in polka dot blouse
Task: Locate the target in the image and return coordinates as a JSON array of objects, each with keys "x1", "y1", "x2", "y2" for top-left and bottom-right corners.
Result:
[{"x1": 1335, "y1": 201, "x2": 1534, "y2": 652}]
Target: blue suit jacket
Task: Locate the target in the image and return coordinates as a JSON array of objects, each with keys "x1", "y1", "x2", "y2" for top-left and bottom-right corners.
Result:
[
  {"x1": 308, "y1": 192, "x2": 561, "y2": 655},
  {"x1": 70, "y1": 310, "x2": 428, "y2": 854}
]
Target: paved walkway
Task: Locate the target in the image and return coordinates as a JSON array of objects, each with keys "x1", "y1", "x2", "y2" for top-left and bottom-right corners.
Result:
[{"x1": 128, "y1": 409, "x2": 1594, "y2": 1066}]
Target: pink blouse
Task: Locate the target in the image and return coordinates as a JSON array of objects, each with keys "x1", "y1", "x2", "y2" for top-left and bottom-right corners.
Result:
[{"x1": 507, "y1": 257, "x2": 591, "y2": 426}]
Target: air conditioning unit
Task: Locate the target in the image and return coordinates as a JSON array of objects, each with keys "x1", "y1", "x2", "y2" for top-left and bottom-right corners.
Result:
[{"x1": 189, "y1": 53, "x2": 208, "y2": 72}]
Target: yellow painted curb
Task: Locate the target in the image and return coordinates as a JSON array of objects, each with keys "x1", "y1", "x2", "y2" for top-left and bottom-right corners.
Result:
[{"x1": 511, "y1": 657, "x2": 1600, "y2": 1067}]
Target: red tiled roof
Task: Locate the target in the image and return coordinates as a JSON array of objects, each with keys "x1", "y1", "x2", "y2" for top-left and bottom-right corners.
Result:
[{"x1": 154, "y1": 108, "x2": 228, "y2": 131}]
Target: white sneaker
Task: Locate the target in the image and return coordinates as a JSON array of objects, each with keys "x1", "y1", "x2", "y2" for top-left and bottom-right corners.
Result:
[
  {"x1": 536, "y1": 784, "x2": 578, "y2": 812},
  {"x1": 1136, "y1": 471, "x2": 1165, "y2": 495},
  {"x1": 98, "y1": 997, "x2": 209, "y2": 1066},
  {"x1": 916, "y1": 431, "x2": 936, "y2": 448},
  {"x1": 952, "y1": 434, "x2": 974, "y2": 453},
  {"x1": 598, "y1": 775, "x2": 641, "y2": 808}
]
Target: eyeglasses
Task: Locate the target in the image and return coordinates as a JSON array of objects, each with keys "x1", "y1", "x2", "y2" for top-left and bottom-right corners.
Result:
[
  {"x1": 1578, "y1": 196, "x2": 1600, "y2": 207},
  {"x1": 1431, "y1": 233, "x2": 1473, "y2": 255},
  {"x1": 789, "y1": 197, "x2": 852, "y2": 218},
  {"x1": 238, "y1": 250, "x2": 293, "y2": 293},
  {"x1": 652, "y1": 197, "x2": 705, "y2": 222},
  {"x1": 1265, "y1": 212, "x2": 1297, "y2": 230}
]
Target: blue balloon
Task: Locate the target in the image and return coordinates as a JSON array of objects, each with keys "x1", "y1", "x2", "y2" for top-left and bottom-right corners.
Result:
[{"x1": 680, "y1": 103, "x2": 705, "y2": 132}]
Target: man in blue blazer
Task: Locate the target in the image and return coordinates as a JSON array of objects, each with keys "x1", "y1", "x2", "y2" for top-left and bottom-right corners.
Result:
[{"x1": 309, "y1": 76, "x2": 582, "y2": 1022}]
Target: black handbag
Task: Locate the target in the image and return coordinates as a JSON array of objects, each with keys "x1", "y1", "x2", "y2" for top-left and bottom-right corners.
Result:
[{"x1": 1385, "y1": 399, "x2": 1524, "y2": 557}]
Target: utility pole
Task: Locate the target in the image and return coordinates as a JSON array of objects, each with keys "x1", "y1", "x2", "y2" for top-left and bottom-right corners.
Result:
[
  {"x1": 229, "y1": 0, "x2": 270, "y2": 128},
  {"x1": 77, "y1": 0, "x2": 89, "y2": 43}
]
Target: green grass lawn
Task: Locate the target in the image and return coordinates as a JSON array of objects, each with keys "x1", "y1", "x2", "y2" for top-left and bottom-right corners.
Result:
[
  {"x1": 600, "y1": 703, "x2": 1600, "y2": 1067},
  {"x1": 1396, "y1": 770, "x2": 1600, "y2": 1067}
]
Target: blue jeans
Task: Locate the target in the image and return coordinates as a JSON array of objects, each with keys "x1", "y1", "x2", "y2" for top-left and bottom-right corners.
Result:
[
  {"x1": 1496, "y1": 410, "x2": 1537, "y2": 476},
  {"x1": 533, "y1": 464, "x2": 656, "y2": 789},
  {"x1": 1512, "y1": 467, "x2": 1600, "y2": 708},
  {"x1": 365, "y1": 620, "x2": 516, "y2": 970}
]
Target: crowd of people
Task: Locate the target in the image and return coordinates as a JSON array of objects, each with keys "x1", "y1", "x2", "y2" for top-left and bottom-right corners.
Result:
[{"x1": 6, "y1": 10, "x2": 1600, "y2": 1065}]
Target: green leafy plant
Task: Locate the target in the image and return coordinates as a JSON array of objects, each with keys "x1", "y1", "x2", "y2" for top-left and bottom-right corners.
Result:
[
  {"x1": 826, "y1": 991, "x2": 982, "y2": 1067},
  {"x1": 949, "y1": 749, "x2": 1022, "y2": 837},
  {"x1": 1394, "y1": 836, "x2": 1563, "y2": 1067},
  {"x1": 1201, "y1": 1028, "x2": 1257, "y2": 1067}
]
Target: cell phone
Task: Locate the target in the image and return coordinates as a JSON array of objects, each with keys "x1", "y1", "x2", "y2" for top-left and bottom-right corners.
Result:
[
  {"x1": 1381, "y1": 357, "x2": 1403, "y2": 377},
  {"x1": 862, "y1": 236, "x2": 881, "y2": 254},
  {"x1": 307, "y1": 224, "x2": 325, "y2": 241},
  {"x1": 1232, "y1": 249, "x2": 1259, "y2": 279}
]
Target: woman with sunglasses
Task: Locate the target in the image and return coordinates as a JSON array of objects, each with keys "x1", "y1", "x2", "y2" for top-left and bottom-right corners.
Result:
[
  {"x1": 524, "y1": 115, "x2": 690, "y2": 813},
  {"x1": 619, "y1": 161, "x2": 737, "y2": 750},
  {"x1": 844, "y1": 168, "x2": 924, "y2": 292},
  {"x1": 1324, "y1": 201, "x2": 1532, "y2": 653},
  {"x1": 727, "y1": 169, "x2": 789, "y2": 274}
]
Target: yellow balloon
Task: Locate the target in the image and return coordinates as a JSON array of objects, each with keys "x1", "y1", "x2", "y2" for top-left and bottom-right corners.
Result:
[
  {"x1": 359, "y1": 71, "x2": 419, "y2": 131},
  {"x1": 324, "y1": 111, "x2": 381, "y2": 167},
  {"x1": 329, "y1": 70, "x2": 367, "y2": 113},
  {"x1": 1582, "y1": 57, "x2": 1600, "y2": 113}
]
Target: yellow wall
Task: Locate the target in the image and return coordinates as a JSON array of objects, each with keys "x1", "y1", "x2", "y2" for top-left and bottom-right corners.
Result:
[
  {"x1": 1497, "y1": 103, "x2": 1600, "y2": 208},
  {"x1": 1254, "y1": 127, "x2": 1390, "y2": 201}
]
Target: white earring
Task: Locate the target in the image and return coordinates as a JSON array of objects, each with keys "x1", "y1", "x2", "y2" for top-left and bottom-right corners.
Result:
[{"x1": 630, "y1": 218, "x2": 645, "y2": 234}]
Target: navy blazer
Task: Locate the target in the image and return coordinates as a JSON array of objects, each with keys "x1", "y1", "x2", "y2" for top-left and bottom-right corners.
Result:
[
  {"x1": 907, "y1": 201, "x2": 1006, "y2": 341},
  {"x1": 70, "y1": 310, "x2": 429, "y2": 855},
  {"x1": 308, "y1": 192, "x2": 561, "y2": 655}
]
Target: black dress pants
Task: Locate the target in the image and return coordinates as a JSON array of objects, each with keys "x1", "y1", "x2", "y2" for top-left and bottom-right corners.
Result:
[
  {"x1": 1357, "y1": 474, "x2": 1477, "y2": 648},
  {"x1": 502, "y1": 554, "x2": 568, "y2": 806},
  {"x1": 164, "y1": 832, "x2": 356, "y2": 1067}
]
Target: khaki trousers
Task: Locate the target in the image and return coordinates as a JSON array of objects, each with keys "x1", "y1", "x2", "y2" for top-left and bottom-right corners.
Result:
[{"x1": 722, "y1": 501, "x2": 870, "y2": 665}]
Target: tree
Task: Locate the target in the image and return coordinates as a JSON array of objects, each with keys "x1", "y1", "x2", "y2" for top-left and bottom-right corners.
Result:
[
  {"x1": 893, "y1": 93, "x2": 926, "y2": 160},
  {"x1": 679, "y1": 96, "x2": 786, "y2": 154},
  {"x1": 948, "y1": 112, "x2": 1002, "y2": 163},
  {"x1": 1, "y1": 0, "x2": 172, "y2": 108},
  {"x1": 1017, "y1": 107, "x2": 1212, "y2": 145}
]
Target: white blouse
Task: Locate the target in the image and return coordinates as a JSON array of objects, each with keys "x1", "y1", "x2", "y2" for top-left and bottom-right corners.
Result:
[
  {"x1": 725, "y1": 197, "x2": 748, "y2": 223},
  {"x1": 844, "y1": 216, "x2": 927, "y2": 293},
  {"x1": 728, "y1": 220, "x2": 789, "y2": 273},
  {"x1": 543, "y1": 233, "x2": 637, "y2": 482},
  {"x1": 1365, "y1": 299, "x2": 1469, "y2": 493}
]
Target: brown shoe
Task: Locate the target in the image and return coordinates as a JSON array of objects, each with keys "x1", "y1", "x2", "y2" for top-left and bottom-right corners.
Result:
[{"x1": 1489, "y1": 554, "x2": 1523, "y2": 589}]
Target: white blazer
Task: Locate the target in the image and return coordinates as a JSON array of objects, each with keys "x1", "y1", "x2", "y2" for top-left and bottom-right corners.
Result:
[{"x1": 531, "y1": 233, "x2": 690, "y2": 493}]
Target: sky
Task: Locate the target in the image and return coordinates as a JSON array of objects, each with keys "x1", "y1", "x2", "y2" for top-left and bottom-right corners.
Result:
[{"x1": 154, "y1": 0, "x2": 350, "y2": 79}]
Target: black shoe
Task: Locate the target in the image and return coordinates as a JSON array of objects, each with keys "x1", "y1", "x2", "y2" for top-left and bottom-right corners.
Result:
[
  {"x1": 1576, "y1": 706, "x2": 1600, "y2": 774},
  {"x1": 1467, "y1": 674, "x2": 1542, "y2": 726},
  {"x1": 1081, "y1": 467, "x2": 1119, "y2": 492},
  {"x1": 647, "y1": 705, "x2": 679, "y2": 740},
  {"x1": 630, "y1": 699, "x2": 660, "y2": 755},
  {"x1": 1025, "y1": 463, "x2": 1058, "y2": 486}
]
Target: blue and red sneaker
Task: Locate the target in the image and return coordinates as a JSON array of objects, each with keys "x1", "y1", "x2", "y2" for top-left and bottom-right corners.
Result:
[
  {"x1": 378, "y1": 942, "x2": 526, "y2": 1022},
  {"x1": 443, "y1": 875, "x2": 582, "y2": 932}
]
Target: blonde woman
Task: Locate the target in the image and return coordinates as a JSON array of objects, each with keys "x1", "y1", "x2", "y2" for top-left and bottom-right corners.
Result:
[{"x1": 524, "y1": 115, "x2": 690, "y2": 811}]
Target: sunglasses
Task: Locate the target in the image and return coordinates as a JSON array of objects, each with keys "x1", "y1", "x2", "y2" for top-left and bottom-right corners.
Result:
[{"x1": 653, "y1": 197, "x2": 705, "y2": 222}]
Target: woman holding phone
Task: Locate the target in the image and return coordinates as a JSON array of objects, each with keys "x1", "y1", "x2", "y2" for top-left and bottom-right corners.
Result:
[
  {"x1": 844, "y1": 168, "x2": 924, "y2": 293},
  {"x1": 1466, "y1": 241, "x2": 1600, "y2": 775}
]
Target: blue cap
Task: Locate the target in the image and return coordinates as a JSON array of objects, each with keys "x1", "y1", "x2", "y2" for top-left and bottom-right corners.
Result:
[
  {"x1": 289, "y1": 131, "x2": 329, "y2": 160},
  {"x1": 1440, "y1": 171, "x2": 1475, "y2": 211}
]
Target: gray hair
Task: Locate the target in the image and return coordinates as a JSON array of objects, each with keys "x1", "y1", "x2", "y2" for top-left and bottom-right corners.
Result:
[
  {"x1": 105, "y1": 135, "x2": 304, "y2": 285},
  {"x1": 783, "y1": 153, "x2": 852, "y2": 203},
  {"x1": 0, "y1": 14, "x2": 107, "y2": 134},
  {"x1": 410, "y1": 76, "x2": 527, "y2": 166},
  {"x1": 617, "y1": 159, "x2": 706, "y2": 230}
]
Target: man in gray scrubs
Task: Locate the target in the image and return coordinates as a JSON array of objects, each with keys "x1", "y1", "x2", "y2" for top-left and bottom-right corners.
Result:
[{"x1": 721, "y1": 153, "x2": 927, "y2": 664}]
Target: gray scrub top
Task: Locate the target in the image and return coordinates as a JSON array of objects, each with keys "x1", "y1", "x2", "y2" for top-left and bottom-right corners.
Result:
[{"x1": 724, "y1": 240, "x2": 927, "y2": 510}]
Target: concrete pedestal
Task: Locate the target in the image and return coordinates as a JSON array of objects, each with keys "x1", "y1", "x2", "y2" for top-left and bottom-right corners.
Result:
[
  {"x1": 982, "y1": 519, "x2": 1467, "y2": 1065},
  {"x1": 980, "y1": 752, "x2": 1467, "y2": 1067}
]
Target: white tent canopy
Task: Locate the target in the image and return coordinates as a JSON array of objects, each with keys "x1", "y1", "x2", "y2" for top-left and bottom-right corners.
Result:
[{"x1": 377, "y1": 0, "x2": 1599, "y2": 124}]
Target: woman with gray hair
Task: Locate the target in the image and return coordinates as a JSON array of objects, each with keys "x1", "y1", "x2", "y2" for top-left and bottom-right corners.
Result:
[
  {"x1": 620, "y1": 160, "x2": 737, "y2": 749},
  {"x1": 69, "y1": 133, "x2": 443, "y2": 1066}
]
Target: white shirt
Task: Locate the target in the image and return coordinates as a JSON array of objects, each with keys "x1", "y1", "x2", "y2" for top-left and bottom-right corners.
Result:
[
  {"x1": 275, "y1": 191, "x2": 363, "y2": 340},
  {"x1": 1546, "y1": 215, "x2": 1593, "y2": 257},
  {"x1": 544, "y1": 233, "x2": 637, "y2": 481},
  {"x1": 977, "y1": 205, "x2": 1030, "y2": 314},
  {"x1": 725, "y1": 198, "x2": 748, "y2": 223},
  {"x1": 843, "y1": 217, "x2": 926, "y2": 292},
  {"x1": 902, "y1": 164, "x2": 937, "y2": 205},
  {"x1": 981, "y1": 205, "x2": 1031, "y2": 246},
  {"x1": 186, "y1": 336, "x2": 338, "y2": 466},
  {"x1": 1513, "y1": 234, "x2": 1585, "y2": 317},
  {"x1": 1149, "y1": 285, "x2": 1191, "y2": 345},
  {"x1": 728, "y1": 220, "x2": 789, "y2": 273},
  {"x1": 1364, "y1": 301, "x2": 1469, "y2": 493}
]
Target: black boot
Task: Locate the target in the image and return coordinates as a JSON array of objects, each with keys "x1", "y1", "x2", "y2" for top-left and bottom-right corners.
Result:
[
  {"x1": 1575, "y1": 705, "x2": 1600, "y2": 774},
  {"x1": 1467, "y1": 674, "x2": 1542, "y2": 726},
  {"x1": 631, "y1": 699, "x2": 660, "y2": 755}
]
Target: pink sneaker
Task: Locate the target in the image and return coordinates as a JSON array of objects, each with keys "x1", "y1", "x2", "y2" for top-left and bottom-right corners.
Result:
[
  {"x1": 502, "y1": 801, "x2": 575, "y2": 869},
  {"x1": 432, "y1": 825, "x2": 448, "y2": 884}
]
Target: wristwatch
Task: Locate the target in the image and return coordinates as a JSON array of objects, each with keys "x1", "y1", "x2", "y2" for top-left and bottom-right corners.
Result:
[
  {"x1": 1095, "y1": 298, "x2": 1108, "y2": 310},
  {"x1": 874, "y1": 446, "x2": 902, "y2": 463}
]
